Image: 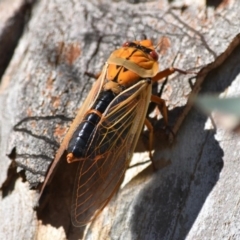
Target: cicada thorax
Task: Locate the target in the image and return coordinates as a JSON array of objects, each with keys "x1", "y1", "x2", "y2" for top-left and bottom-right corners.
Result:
[
  {"x1": 67, "y1": 39, "x2": 160, "y2": 163},
  {"x1": 107, "y1": 39, "x2": 159, "y2": 79}
]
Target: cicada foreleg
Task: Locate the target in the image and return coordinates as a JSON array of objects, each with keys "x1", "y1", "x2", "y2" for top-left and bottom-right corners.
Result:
[
  {"x1": 150, "y1": 66, "x2": 190, "y2": 131},
  {"x1": 144, "y1": 67, "x2": 189, "y2": 169},
  {"x1": 85, "y1": 71, "x2": 101, "y2": 79},
  {"x1": 150, "y1": 95, "x2": 175, "y2": 137},
  {"x1": 152, "y1": 67, "x2": 189, "y2": 82},
  {"x1": 150, "y1": 95, "x2": 168, "y2": 125}
]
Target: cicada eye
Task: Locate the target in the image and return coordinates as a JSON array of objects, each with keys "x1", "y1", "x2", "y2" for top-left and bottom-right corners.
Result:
[
  {"x1": 122, "y1": 42, "x2": 130, "y2": 47},
  {"x1": 150, "y1": 50, "x2": 159, "y2": 61}
]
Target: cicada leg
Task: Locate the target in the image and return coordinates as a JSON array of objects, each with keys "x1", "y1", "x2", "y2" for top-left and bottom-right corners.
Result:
[
  {"x1": 150, "y1": 95, "x2": 168, "y2": 125},
  {"x1": 145, "y1": 96, "x2": 169, "y2": 170},
  {"x1": 152, "y1": 67, "x2": 189, "y2": 82},
  {"x1": 145, "y1": 67, "x2": 189, "y2": 169},
  {"x1": 85, "y1": 71, "x2": 101, "y2": 79},
  {"x1": 150, "y1": 66, "x2": 191, "y2": 128},
  {"x1": 144, "y1": 118, "x2": 154, "y2": 160}
]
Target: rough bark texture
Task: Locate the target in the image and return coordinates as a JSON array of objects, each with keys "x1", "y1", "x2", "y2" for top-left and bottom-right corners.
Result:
[{"x1": 0, "y1": 0, "x2": 240, "y2": 239}]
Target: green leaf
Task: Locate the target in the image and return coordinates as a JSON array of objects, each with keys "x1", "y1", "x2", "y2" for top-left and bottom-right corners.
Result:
[{"x1": 195, "y1": 96, "x2": 240, "y2": 119}]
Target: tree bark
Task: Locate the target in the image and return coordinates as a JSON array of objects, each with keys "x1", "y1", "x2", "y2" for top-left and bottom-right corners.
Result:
[{"x1": 0, "y1": 0, "x2": 240, "y2": 239}]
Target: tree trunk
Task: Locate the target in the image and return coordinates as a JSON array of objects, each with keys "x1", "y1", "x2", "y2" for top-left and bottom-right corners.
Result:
[{"x1": 1, "y1": 0, "x2": 240, "y2": 239}]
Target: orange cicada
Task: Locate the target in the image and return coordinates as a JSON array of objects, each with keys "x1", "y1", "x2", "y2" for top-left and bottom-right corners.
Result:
[{"x1": 40, "y1": 39, "x2": 186, "y2": 226}]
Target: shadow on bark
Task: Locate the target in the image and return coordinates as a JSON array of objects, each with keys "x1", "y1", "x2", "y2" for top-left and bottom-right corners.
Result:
[{"x1": 130, "y1": 39, "x2": 240, "y2": 239}]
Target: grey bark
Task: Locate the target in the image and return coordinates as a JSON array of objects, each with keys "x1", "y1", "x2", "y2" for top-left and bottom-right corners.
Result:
[{"x1": 0, "y1": 0, "x2": 240, "y2": 239}]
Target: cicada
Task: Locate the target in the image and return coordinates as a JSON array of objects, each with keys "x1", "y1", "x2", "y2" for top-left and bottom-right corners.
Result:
[{"x1": 40, "y1": 39, "x2": 186, "y2": 226}]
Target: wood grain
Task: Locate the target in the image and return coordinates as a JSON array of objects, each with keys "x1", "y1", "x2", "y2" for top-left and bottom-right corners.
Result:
[{"x1": 0, "y1": 0, "x2": 240, "y2": 239}]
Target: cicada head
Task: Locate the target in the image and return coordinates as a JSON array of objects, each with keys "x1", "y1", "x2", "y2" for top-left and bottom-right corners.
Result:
[{"x1": 123, "y1": 39, "x2": 159, "y2": 61}]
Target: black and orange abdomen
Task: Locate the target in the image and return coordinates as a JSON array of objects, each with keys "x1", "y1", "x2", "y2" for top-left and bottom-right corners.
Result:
[{"x1": 67, "y1": 90, "x2": 116, "y2": 159}]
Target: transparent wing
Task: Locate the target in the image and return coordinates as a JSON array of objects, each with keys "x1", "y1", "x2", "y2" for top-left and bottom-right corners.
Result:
[
  {"x1": 39, "y1": 64, "x2": 108, "y2": 198},
  {"x1": 71, "y1": 80, "x2": 152, "y2": 226}
]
